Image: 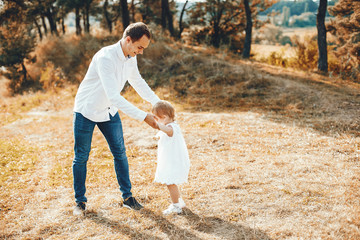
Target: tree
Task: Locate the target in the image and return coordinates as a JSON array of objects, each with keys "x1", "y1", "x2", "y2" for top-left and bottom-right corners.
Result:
[
  {"x1": 328, "y1": 0, "x2": 360, "y2": 79},
  {"x1": 189, "y1": 0, "x2": 275, "y2": 50},
  {"x1": 242, "y1": 0, "x2": 252, "y2": 58},
  {"x1": 57, "y1": 0, "x2": 84, "y2": 35},
  {"x1": 316, "y1": 0, "x2": 328, "y2": 73},
  {"x1": 189, "y1": 0, "x2": 239, "y2": 48},
  {"x1": 0, "y1": 22, "x2": 36, "y2": 93},
  {"x1": 42, "y1": 0, "x2": 59, "y2": 36},
  {"x1": 103, "y1": 0, "x2": 113, "y2": 33},
  {"x1": 120, "y1": 0, "x2": 130, "y2": 29},
  {"x1": 178, "y1": 0, "x2": 189, "y2": 39},
  {"x1": 161, "y1": 0, "x2": 174, "y2": 36}
]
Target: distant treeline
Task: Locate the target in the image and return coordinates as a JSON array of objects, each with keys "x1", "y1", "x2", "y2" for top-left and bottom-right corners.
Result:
[{"x1": 259, "y1": 0, "x2": 338, "y2": 16}]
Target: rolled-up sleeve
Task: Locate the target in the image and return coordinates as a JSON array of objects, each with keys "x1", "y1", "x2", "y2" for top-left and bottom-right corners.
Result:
[
  {"x1": 97, "y1": 55, "x2": 147, "y2": 121},
  {"x1": 128, "y1": 59, "x2": 160, "y2": 106}
]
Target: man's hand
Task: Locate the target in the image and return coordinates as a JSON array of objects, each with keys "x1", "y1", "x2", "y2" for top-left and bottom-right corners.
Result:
[{"x1": 144, "y1": 113, "x2": 159, "y2": 130}]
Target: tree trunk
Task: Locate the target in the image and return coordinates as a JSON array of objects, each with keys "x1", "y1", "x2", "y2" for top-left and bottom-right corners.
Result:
[
  {"x1": 82, "y1": 10, "x2": 86, "y2": 32},
  {"x1": 45, "y1": 8, "x2": 58, "y2": 36},
  {"x1": 41, "y1": 15, "x2": 48, "y2": 35},
  {"x1": 178, "y1": 0, "x2": 188, "y2": 39},
  {"x1": 166, "y1": 2, "x2": 174, "y2": 36},
  {"x1": 75, "y1": 7, "x2": 82, "y2": 35},
  {"x1": 120, "y1": 0, "x2": 130, "y2": 29},
  {"x1": 34, "y1": 19, "x2": 43, "y2": 40},
  {"x1": 21, "y1": 62, "x2": 31, "y2": 87},
  {"x1": 161, "y1": 0, "x2": 167, "y2": 29},
  {"x1": 212, "y1": 6, "x2": 223, "y2": 48},
  {"x1": 161, "y1": 0, "x2": 174, "y2": 36},
  {"x1": 243, "y1": 0, "x2": 252, "y2": 58},
  {"x1": 61, "y1": 17, "x2": 66, "y2": 34},
  {"x1": 317, "y1": 0, "x2": 328, "y2": 73},
  {"x1": 103, "y1": 0, "x2": 112, "y2": 33},
  {"x1": 130, "y1": 0, "x2": 135, "y2": 22},
  {"x1": 84, "y1": 3, "x2": 90, "y2": 33}
]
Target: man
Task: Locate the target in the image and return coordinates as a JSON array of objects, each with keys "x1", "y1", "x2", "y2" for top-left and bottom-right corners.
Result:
[{"x1": 72, "y1": 22, "x2": 160, "y2": 215}]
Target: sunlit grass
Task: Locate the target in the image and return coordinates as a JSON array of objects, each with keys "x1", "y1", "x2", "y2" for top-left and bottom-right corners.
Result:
[
  {"x1": 0, "y1": 37, "x2": 359, "y2": 239},
  {"x1": 0, "y1": 92, "x2": 50, "y2": 126},
  {"x1": 0, "y1": 138, "x2": 39, "y2": 211}
]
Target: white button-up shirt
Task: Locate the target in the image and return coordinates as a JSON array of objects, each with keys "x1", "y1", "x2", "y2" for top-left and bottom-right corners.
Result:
[{"x1": 74, "y1": 41, "x2": 160, "y2": 122}]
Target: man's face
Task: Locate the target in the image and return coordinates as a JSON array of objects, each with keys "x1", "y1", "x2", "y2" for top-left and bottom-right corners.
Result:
[{"x1": 125, "y1": 35, "x2": 150, "y2": 58}]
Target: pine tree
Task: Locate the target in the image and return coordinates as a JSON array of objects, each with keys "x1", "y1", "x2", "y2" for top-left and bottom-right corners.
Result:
[
  {"x1": 0, "y1": 21, "x2": 36, "y2": 93},
  {"x1": 328, "y1": 0, "x2": 360, "y2": 79}
]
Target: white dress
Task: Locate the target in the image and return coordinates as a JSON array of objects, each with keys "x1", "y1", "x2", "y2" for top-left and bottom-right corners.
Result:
[{"x1": 154, "y1": 122, "x2": 190, "y2": 185}]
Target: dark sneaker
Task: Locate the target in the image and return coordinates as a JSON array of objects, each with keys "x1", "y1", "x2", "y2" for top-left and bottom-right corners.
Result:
[
  {"x1": 123, "y1": 197, "x2": 143, "y2": 210},
  {"x1": 73, "y1": 202, "x2": 86, "y2": 216}
]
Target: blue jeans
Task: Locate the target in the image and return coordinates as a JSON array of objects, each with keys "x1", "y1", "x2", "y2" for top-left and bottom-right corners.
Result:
[{"x1": 73, "y1": 112, "x2": 132, "y2": 203}]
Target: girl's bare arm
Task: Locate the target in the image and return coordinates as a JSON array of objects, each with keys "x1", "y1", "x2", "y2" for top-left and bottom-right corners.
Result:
[{"x1": 158, "y1": 123, "x2": 173, "y2": 137}]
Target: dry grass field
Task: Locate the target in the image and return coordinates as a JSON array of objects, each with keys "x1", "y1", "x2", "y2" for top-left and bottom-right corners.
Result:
[{"x1": 1, "y1": 53, "x2": 360, "y2": 240}]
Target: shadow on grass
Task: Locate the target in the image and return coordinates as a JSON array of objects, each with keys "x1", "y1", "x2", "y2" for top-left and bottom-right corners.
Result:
[
  {"x1": 182, "y1": 208, "x2": 272, "y2": 240},
  {"x1": 141, "y1": 208, "x2": 272, "y2": 240},
  {"x1": 140, "y1": 208, "x2": 202, "y2": 239},
  {"x1": 86, "y1": 211, "x2": 161, "y2": 240}
]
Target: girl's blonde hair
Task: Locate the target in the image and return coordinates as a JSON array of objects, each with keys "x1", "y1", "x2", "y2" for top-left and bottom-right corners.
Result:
[{"x1": 152, "y1": 100, "x2": 175, "y2": 120}]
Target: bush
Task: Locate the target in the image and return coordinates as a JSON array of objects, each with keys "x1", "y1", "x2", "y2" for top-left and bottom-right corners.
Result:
[
  {"x1": 266, "y1": 51, "x2": 289, "y2": 67},
  {"x1": 290, "y1": 35, "x2": 318, "y2": 70},
  {"x1": 289, "y1": 12, "x2": 316, "y2": 28},
  {"x1": 279, "y1": 36, "x2": 292, "y2": 46},
  {"x1": 39, "y1": 62, "x2": 67, "y2": 92},
  {"x1": 260, "y1": 34, "x2": 347, "y2": 78}
]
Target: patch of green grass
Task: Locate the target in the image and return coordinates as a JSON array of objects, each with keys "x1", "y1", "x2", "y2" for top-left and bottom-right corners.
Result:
[
  {"x1": 0, "y1": 139, "x2": 38, "y2": 184},
  {"x1": 0, "y1": 138, "x2": 39, "y2": 209},
  {"x1": 48, "y1": 151, "x2": 73, "y2": 187}
]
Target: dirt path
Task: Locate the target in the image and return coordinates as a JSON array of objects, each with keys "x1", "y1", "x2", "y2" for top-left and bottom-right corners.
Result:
[{"x1": 1, "y1": 90, "x2": 359, "y2": 239}]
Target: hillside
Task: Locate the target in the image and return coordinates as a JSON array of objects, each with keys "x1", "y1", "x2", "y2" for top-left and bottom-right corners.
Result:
[{"x1": 1, "y1": 44, "x2": 360, "y2": 239}]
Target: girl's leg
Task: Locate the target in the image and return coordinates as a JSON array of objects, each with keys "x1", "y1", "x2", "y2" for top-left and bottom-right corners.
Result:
[{"x1": 167, "y1": 184, "x2": 180, "y2": 203}]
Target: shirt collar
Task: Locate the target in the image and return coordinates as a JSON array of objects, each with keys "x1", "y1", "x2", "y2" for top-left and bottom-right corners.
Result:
[{"x1": 117, "y1": 40, "x2": 132, "y2": 61}]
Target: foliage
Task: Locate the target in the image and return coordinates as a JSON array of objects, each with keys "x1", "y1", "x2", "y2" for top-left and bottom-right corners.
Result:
[
  {"x1": 265, "y1": 50, "x2": 289, "y2": 67},
  {"x1": 328, "y1": 0, "x2": 360, "y2": 80},
  {"x1": 259, "y1": 34, "x2": 339, "y2": 74},
  {"x1": 188, "y1": 0, "x2": 275, "y2": 50},
  {"x1": 39, "y1": 62, "x2": 67, "y2": 91},
  {"x1": 291, "y1": 35, "x2": 318, "y2": 70},
  {"x1": 254, "y1": 25, "x2": 292, "y2": 46},
  {"x1": 259, "y1": 0, "x2": 319, "y2": 16},
  {"x1": 0, "y1": 21, "x2": 37, "y2": 93},
  {"x1": 30, "y1": 34, "x2": 118, "y2": 84},
  {"x1": 289, "y1": 12, "x2": 317, "y2": 28},
  {"x1": 137, "y1": 0, "x2": 176, "y2": 25}
]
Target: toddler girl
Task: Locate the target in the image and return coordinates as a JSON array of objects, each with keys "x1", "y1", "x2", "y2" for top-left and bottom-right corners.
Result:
[{"x1": 152, "y1": 100, "x2": 190, "y2": 214}]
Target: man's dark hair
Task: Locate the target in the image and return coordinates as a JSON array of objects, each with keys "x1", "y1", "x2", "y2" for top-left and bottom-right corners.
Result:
[{"x1": 123, "y1": 22, "x2": 151, "y2": 42}]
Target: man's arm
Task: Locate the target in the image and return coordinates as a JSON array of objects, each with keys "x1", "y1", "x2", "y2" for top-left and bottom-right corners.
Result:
[
  {"x1": 97, "y1": 55, "x2": 148, "y2": 121},
  {"x1": 128, "y1": 58, "x2": 160, "y2": 105}
]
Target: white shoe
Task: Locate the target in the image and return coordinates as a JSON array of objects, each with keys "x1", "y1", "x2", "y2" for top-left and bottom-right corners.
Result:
[
  {"x1": 175, "y1": 198, "x2": 186, "y2": 209},
  {"x1": 73, "y1": 202, "x2": 86, "y2": 216},
  {"x1": 163, "y1": 204, "x2": 182, "y2": 215}
]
